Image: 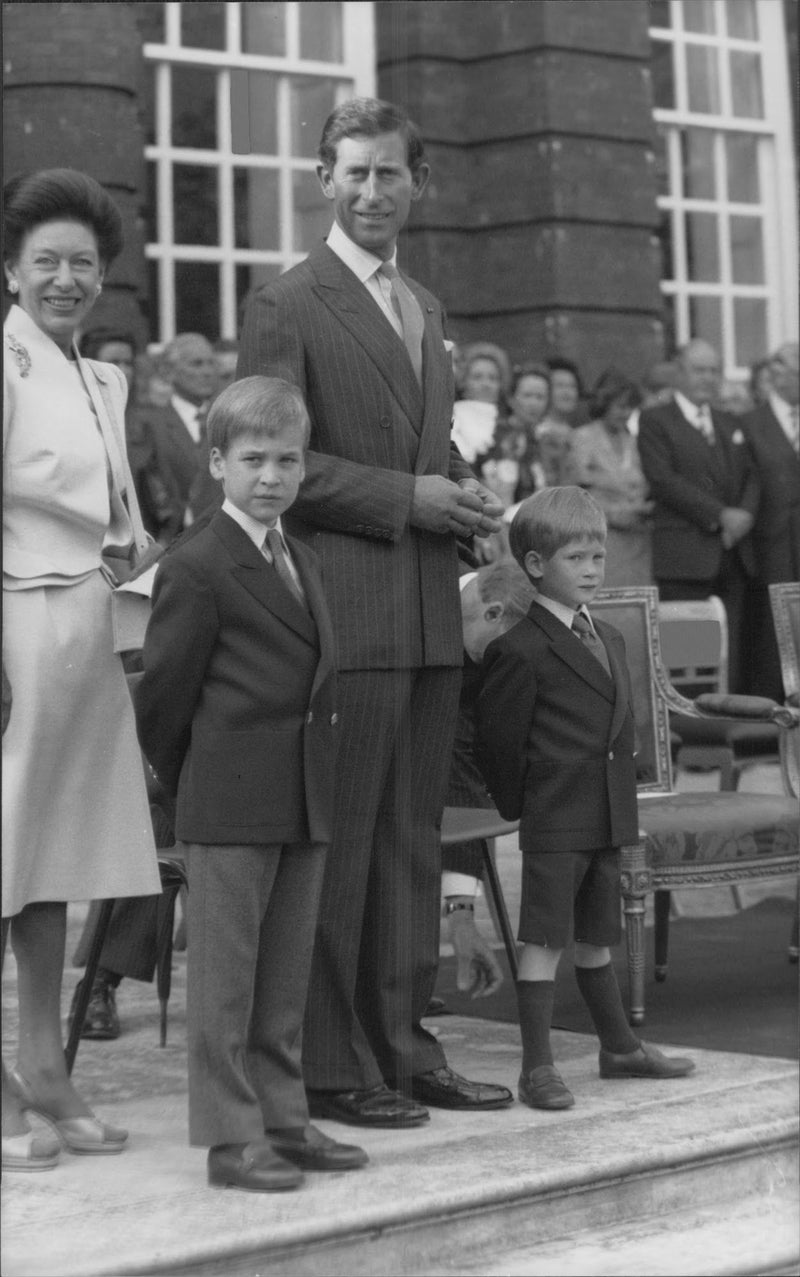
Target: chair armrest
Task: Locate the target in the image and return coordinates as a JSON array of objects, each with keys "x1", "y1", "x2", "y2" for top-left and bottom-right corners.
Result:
[{"x1": 693, "y1": 693, "x2": 800, "y2": 730}]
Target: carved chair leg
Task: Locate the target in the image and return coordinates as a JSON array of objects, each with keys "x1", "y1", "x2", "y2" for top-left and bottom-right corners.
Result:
[
  {"x1": 621, "y1": 841, "x2": 651, "y2": 1027},
  {"x1": 790, "y1": 881, "x2": 799, "y2": 966},
  {"x1": 654, "y1": 890, "x2": 671, "y2": 982}
]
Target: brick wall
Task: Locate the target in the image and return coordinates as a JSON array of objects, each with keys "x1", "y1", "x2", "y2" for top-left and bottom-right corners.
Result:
[{"x1": 377, "y1": 0, "x2": 664, "y2": 385}]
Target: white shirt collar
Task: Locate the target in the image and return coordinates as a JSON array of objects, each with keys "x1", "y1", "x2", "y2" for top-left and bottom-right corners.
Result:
[
  {"x1": 326, "y1": 220, "x2": 397, "y2": 284},
  {"x1": 222, "y1": 498, "x2": 284, "y2": 550},
  {"x1": 673, "y1": 390, "x2": 708, "y2": 425},
  {"x1": 535, "y1": 593, "x2": 592, "y2": 632},
  {"x1": 768, "y1": 389, "x2": 797, "y2": 435}
]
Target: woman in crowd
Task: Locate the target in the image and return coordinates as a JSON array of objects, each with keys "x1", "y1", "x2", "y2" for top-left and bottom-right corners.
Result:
[
  {"x1": 481, "y1": 363, "x2": 552, "y2": 509},
  {"x1": 451, "y1": 341, "x2": 511, "y2": 468},
  {"x1": 563, "y1": 367, "x2": 653, "y2": 587},
  {"x1": 2, "y1": 168, "x2": 161, "y2": 1172}
]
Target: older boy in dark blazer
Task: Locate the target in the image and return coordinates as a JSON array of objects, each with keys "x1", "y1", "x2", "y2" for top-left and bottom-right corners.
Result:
[
  {"x1": 136, "y1": 377, "x2": 366, "y2": 1192},
  {"x1": 475, "y1": 488, "x2": 695, "y2": 1112}
]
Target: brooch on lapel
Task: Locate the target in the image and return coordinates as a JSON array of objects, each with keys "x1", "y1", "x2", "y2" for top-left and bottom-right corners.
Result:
[{"x1": 6, "y1": 333, "x2": 31, "y2": 378}]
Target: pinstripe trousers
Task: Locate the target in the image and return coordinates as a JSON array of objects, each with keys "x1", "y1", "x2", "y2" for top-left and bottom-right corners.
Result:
[{"x1": 302, "y1": 665, "x2": 461, "y2": 1094}]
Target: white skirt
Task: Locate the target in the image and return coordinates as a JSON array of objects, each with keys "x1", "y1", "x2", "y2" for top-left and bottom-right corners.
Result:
[{"x1": 2, "y1": 570, "x2": 161, "y2": 916}]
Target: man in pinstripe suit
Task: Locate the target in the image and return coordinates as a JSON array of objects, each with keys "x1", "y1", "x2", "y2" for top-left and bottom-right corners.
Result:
[{"x1": 238, "y1": 98, "x2": 512, "y2": 1126}]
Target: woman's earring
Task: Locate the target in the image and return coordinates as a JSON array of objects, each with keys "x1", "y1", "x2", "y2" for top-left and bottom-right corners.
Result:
[
  {"x1": 96, "y1": 283, "x2": 103, "y2": 296},
  {"x1": 8, "y1": 280, "x2": 19, "y2": 294}
]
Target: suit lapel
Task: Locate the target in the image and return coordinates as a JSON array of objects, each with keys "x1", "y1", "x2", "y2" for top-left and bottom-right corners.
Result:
[
  {"x1": 212, "y1": 512, "x2": 319, "y2": 646},
  {"x1": 598, "y1": 620, "x2": 632, "y2": 745},
  {"x1": 309, "y1": 245, "x2": 424, "y2": 432},
  {"x1": 529, "y1": 602, "x2": 615, "y2": 704}
]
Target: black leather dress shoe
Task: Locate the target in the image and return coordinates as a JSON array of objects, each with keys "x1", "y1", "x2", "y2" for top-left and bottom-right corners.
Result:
[
  {"x1": 207, "y1": 1142, "x2": 304, "y2": 1192},
  {"x1": 599, "y1": 1042, "x2": 695, "y2": 1079},
  {"x1": 407, "y1": 1066, "x2": 513, "y2": 1110},
  {"x1": 518, "y1": 1065, "x2": 575, "y2": 1111},
  {"x1": 307, "y1": 1084, "x2": 429, "y2": 1128},
  {"x1": 67, "y1": 978, "x2": 120, "y2": 1041},
  {"x1": 267, "y1": 1124, "x2": 368, "y2": 1170}
]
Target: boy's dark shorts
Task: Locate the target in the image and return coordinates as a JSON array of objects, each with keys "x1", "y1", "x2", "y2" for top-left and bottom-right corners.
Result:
[{"x1": 518, "y1": 847, "x2": 621, "y2": 949}]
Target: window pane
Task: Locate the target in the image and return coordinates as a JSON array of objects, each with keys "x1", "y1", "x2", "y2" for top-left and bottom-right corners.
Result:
[
  {"x1": 137, "y1": 3, "x2": 165, "y2": 45},
  {"x1": 300, "y1": 2, "x2": 343, "y2": 62},
  {"x1": 651, "y1": 38, "x2": 675, "y2": 110},
  {"x1": 730, "y1": 51, "x2": 764, "y2": 118},
  {"x1": 726, "y1": 134, "x2": 760, "y2": 203},
  {"x1": 660, "y1": 292, "x2": 677, "y2": 354},
  {"x1": 242, "y1": 2, "x2": 285, "y2": 56},
  {"x1": 173, "y1": 166, "x2": 219, "y2": 245},
  {"x1": 290, "y1": 77, "x2": 341, "y2": 158},
  {"x1": 145, "y1": 163, "x2": 158, "y2": 242},
  {"x1": 686, "y1": 45, "x2": 720, "y2": 114},
  {"x1": 175, "y1": 261, "x2": 220, "y2": 341},
  {"x1": 727, "y1": 0, "x2": 758, "y2": 40},
  {"x1": 237, "y1": 263, "x2": 284, "y2": 334},
  {"x1": 681, "y1": 128, "x2": 715, "y2": 199},
  {"x1": 682, "y1": 0, "x2": 716, "y2": 34},
  {"x1": 172, "y1": 66, "x2": 217, "y2": 148},
  {"x1": 657, "y1": 208, "x2": 675, "y2": 279},
  {"x1": 293, "y1": 171, "x2": 331, "y2": 252},
  {"x1": 247, "y1": 72, "x2": 279, "y2": 154},
  {"x1": 685, "y1": 212, "x2": 719, "y2": 282},
  {"x1": 648, "y1": 0, "x2": 672, "y2": 29},
  {"x1": 730, "y1": 216, "x2": 764, "y2": 284},
  {"x1": 688, "y1": 295, "x2": 722, "y2": 351},
  {"x1": 235, "y1": 169, "x2": 280, "y2": 251},
  {"x1": 654, "y1": 125, "x2": 671, "y2": 198},
  {"x1": 733, "y1": 297, "x2": 767, "y2": 367},
  {"x1": 180, "y1": 2, "x2": 226, "y2": 50}
]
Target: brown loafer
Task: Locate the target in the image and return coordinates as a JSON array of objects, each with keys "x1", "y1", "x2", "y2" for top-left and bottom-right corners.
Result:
[
  {"x1": 599, "y1": 1042, "x2": 695, "y2": 1079},
  {"x1": 408, "y1": 1066, "x2": 513, "y2": 1110},
  {"x1": 207, "y1": 1141, "x2": 303, "y2": 1192},
  {"x1": 518, "y1": 1065, "x2": 575, "y2": 1110},
  {"x1": 307, "y1": 1084, "x2": 429, "y2": 1127}
]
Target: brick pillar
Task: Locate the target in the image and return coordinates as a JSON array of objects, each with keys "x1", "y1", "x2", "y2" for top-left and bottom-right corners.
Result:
[
  {"x1": 377, "y1": 0, "x2": 664, "y2": 384},
  {"x1": 3, "y1": 2, "x2": 148, "y2": 346}
]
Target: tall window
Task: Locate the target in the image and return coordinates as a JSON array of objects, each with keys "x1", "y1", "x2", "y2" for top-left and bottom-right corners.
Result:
[
  {"x1": 144, "y1": 2, "x2": 375, "y2": 341},
  {"x1": 649, "y1": 0, "x2": 797, "y2": 376}
]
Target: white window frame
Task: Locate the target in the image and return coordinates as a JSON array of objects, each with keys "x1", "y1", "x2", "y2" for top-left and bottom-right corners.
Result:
[
  {"x1": 650, "y1": 0, "x2": 798, "y2": 376},
  {"x1": 144, "y1": 1, "x2": 375, "y2": 341}
]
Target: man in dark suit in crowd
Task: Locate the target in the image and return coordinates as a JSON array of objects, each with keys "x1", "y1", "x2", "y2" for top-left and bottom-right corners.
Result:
[
  {"x1": 238, "y1": 97, "x2": 512, "y2": 1127},
  {"x1": 637, "y1": 339, "x2": 760, "y2": 693},
  {"x1": 132, "y1": 333, "x2": 223, "y2": 541},
  {"x1": 740, "y1": 342, "x2": 800, "y2": 699}
]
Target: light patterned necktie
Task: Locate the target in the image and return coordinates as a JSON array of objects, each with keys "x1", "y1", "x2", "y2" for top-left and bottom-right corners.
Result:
[
  {"x1": 264, "y1": 528, "x2": 308, "y2": 611},
  {"x1": 379, "y1": 261, "x2": 424, "y2": 385},
  {"x1": 572, "y1": 611, "x2": 611, "y2": 678},
  {"x1": 695, "y1": 403, "x2": 715, "y2": 445}
]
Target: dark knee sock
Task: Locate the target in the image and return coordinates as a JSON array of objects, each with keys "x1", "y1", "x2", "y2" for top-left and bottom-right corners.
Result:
[
  {"x1": 575, "y1": 962, "x2": 639, "y2": 1054},
  {"x1": 516, "y1": 980, "x2": 555, "y2": 1072}
]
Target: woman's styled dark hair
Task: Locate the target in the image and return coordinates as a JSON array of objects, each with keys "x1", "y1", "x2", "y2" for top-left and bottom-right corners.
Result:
[
  {"x1": 318, "y1": 98, "x2": 426, "y2": 173},
  {"x1": 3, "y1": 168, "x2": 124, "y2": 268},
  {"x1": 588, "y1": 367, "x2": 642, "y2": 420}
]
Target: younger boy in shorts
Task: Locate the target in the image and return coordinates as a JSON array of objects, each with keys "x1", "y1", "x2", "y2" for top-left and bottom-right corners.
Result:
[
  {"x1": 136, "y1": 376, "x2": 367, "y2": 1189},
  {"x1": 474, "y1": 487, "x2": 694, "y2": 1110}
]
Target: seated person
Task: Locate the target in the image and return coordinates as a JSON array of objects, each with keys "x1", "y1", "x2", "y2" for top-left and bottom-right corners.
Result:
[{"x1": 474, "y1": 487, "x2": 695, "y2": 1112}]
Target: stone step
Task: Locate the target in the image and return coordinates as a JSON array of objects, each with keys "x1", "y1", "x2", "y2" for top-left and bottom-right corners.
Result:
[{"x1": 4, "y1": 1024, "x2": 796, "y2": 1277}]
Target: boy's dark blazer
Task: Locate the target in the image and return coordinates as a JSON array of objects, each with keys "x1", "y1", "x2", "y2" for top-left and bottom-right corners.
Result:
[
  {"x1": 739, "y1": 401, "x2": 800, "y2": 582},
  {"x1": 475, "y1": 600, "x2": 639, "y2": 854},
  {"x1": 136, "y1": 508, "x2": 337, "y2": 847},
  {"x1": 637, "y1": 400, "x2": 759, "y2": 584}
]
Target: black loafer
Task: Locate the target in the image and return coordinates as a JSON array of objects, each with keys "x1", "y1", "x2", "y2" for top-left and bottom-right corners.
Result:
[
  {"x1": 599, "y1": 1042, "x2": 695, "y2": 1079},
  {"x1": 267, "y1": 1125, "x2": 368, "y2": 1170},
  {"x1": 407, "y1": 1066, "x2": 513, "y2": 1110},
  {"x1": 207, "y1": 1141, "x2": 303, "y2": 1192},
  {"x1": 518, "y1": 1065, "x2": 575, "y2": 1110},
  {"x1": 307, "y1": 1084, "x2": 429, "y2": 1128}
]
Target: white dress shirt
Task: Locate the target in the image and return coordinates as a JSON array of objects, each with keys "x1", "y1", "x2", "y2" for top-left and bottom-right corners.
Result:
[
  {"x1": 221, "y1": 499, "x2": 303, "y2": 592},
  {"x1": 768, "y1": 390, "x2": 800, "y2": 451},
  {"x1": 326, "y1": 221, "x2": 404, "y2": 339},
  {"x1": 171, "y1": 393, "x2": 208, "y2": 443}
]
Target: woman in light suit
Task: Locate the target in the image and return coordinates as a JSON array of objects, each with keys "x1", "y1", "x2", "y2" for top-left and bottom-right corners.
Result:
[{"x1": 2, "y1": 169, "x2": 161, "y2": 1172}]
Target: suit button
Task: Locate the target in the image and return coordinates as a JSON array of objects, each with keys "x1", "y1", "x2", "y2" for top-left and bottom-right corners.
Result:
[
  {"x1": 330, "y1": 713, "x2": 338, "y2": 725},
  {"x1": 307, "y1": 711, "x2": 313, "y2": 725},
  {"x1": 379, "y1": 416, "x2": 391, "y2": 429},
  {"x1": 608, "y1": 750, "x2": 614, "y2": 760}
]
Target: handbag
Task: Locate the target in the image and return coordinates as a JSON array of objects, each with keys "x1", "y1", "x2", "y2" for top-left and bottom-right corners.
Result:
[{"x1": 83, "y1": 361, "x2": 162, "y2": 653}]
